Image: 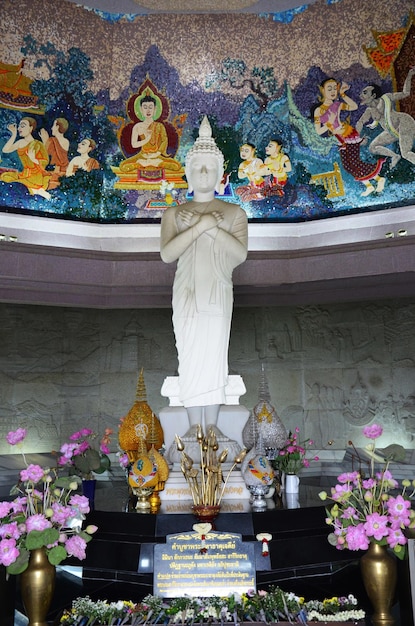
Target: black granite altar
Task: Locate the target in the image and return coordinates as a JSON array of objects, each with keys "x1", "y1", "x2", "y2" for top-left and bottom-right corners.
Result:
[
  {"x1": 9, "y1": 480, "x2": 414, "y2": 626},
  {"x1": 81, "y1": 505, "x2": 353, "y2": 592},
  {"x1": 78, "y1": 504, "x2": 408, "y2": 626}
]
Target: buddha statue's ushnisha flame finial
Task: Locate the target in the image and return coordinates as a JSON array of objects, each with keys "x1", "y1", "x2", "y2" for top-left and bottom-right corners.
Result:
[{"x1": 185, "y1": 115, "x2": 224, "y2": 167}]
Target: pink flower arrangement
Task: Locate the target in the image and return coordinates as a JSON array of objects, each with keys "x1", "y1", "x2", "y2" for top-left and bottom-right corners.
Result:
[
  {"x1": 271, "y1": 427, "x2": 319, "y2": 475},
  {"x1": 0, "y1": 428, "x2": 98, "y2": 574},
  {"x1": 58, "y1": 427, "x2": 113, "y2": 479},
  {"x1": 319, "y1": 423, "x2": 415, "y2": 560}
]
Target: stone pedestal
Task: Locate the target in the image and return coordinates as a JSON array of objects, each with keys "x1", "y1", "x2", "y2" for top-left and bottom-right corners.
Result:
[
  {"x1": 159, "y1": 374, "x2": 251, "y2": 499},
  {"x1": 161, "y1": 469, "x2": 251, "y2": 501},
  {"x1": 161, "y1": 375, "x2": 247, "y2": 408},
  {"x1": 159, "y1": 375, "x2": 250, "y2": 465}
]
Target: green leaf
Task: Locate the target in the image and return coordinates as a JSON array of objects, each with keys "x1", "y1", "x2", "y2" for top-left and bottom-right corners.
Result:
[
  {"x1": 47, "y1": 545, "x2": 67, "y2": 565},
  {"x1": 9, "y1": 484, "x2": 20, "y2": 496},
  {"x1": 26, "y1": 528, "x2": 59, "y2": 550},
  {"x1": 327, "y1": 532, "x2": 338, "y2": 547},
  {"x1": 394, "y1": 544, "x2": 406, "y2": 560},
  {"x1": 382, "y1": 444, "x2": 406, "y2": 463},
  {"x1": 74, "y1": 448, "x2": 102, "y2": 474},
  {"x1": 86, "y1": 448, "x2": 102, "y2": 471},
  {"x1": 7, "y1": 549, "x2": 30, "y2": 575},
  {"x1": 54, "y1": 475, "x2": 81, "y2": 489},
  {"x1": 94, "y1": 453, "x2": 111, "y2": 474}
]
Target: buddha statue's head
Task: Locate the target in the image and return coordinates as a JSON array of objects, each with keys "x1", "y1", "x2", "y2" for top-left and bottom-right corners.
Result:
[{"x1": 185, "y1": 116, "x2": 224, "y2": 194}]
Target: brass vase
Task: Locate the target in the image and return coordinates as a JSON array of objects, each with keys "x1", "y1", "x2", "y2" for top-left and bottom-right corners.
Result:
[
  {"x1": 20, "y1": 547, "x2": 56, "y2": 626},
  {"x1": 360, "y1": 541, "x2": 397, "y2": 626}
]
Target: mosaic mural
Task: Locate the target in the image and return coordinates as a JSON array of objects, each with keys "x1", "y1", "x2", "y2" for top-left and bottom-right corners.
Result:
[{"x1": 0, "y1": 0, "x2": 414, "y2": 223}]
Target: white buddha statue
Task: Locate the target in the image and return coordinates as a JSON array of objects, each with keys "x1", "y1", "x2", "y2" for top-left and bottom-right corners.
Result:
[{"x1": 160, "y1": 116, "x2": 248, "y2": 434}]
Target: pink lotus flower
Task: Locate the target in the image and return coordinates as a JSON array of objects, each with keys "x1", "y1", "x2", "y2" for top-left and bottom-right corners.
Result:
[
  {"x1": 340, "y1": 506, "x2": 359, "y2": 521},
  {"x1": 388, "y1": 527, "x2": 407, "y2": 549},
  {"x1": 364, "y1": 513, "x2": 389, "y2": 541},
  {"x1": 378, "y1": 470, "x2": 398, "y2": 489},
  {"x1": 58, "y1": 427, "x2": 112, "y2": 479},
  {"x1": 272, "y1": 427, "x2": 317, "y2": 475},
  {"x1": 0, "y1": 538, "x2": 20, "y2": 566},
  {"x1": 6, "y1": 428, "x2": 27, "y2": 446},
  {"x1": 386, "y1": 496, "x2": 411, "y2": 529},
  {"x1": 11, "y1": 498, "x2": 26, "y2": 514},
  {"x1": 65, "y1": 534, "x2": 87, "y2": 560},
  {"x1": 0, "y1": 521, "x2": 20, "y2": 540},
  {"x1": 20, "y1": 464, "x2": 45, "y2": 483},
  {"x1": 70, "y1": 429, "x2": 93, "y2": 441},
  {"x1": 26, "y1": 514, "x2": 52, "y2": 533},
  {"x1": 69, "y1": 494, "x2": 90, "y2": 515},
  {"x1": 337, "y1": 471, "x2": 359, "y2": 485},
  {"x1": 319, "y1": 422, "x2": 415, "y2": 560},
  {"x1": 50, "y1": 503, "x2": 75, "y2": 526},
  {"x1": 331, "y1": 483, "x2": 352, "y2": 501},
  {"x1": 0, "y1": 502, "x2": 12, "y2": 519},
  {"x1": 362, "y1": 477, "x2": 376, "y2": 489},
  {"x1": 362, "y1": 424, "x2": 383, "y2": 440},
  {"x1": 0, "y1": 426, "x2": 98, "y2": 575},
  {"x1": 345, "y1": 524, "x2": 370, "y2": 551}
]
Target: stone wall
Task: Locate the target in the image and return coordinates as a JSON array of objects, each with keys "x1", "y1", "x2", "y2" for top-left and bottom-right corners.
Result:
[{"x1": 1, "y1": 299, "x2": 414, "y2": 455}]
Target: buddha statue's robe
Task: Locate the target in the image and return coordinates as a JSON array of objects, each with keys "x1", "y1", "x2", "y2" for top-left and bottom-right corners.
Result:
[
  {"x1": 161, "y1": 199, "x2": 247, "y2": 408},
  {"x1": 119, "y1": 121, "x2": 183, "y2": 173}
]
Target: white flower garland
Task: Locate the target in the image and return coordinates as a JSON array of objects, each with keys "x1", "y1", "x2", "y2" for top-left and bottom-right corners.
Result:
[{"x1": 306, "y1": 608, "x2": 366, "y2": 622}]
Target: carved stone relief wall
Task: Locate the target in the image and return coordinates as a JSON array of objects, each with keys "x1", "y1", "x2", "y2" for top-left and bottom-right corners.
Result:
[{"x1": 1, "y1": 299, "x2": 414, "y2": 455}]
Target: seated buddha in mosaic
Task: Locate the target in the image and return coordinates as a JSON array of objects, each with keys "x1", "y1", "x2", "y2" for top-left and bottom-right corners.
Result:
[{"x1": 112, "y1": 81, "x2": 186, "y2": 190}]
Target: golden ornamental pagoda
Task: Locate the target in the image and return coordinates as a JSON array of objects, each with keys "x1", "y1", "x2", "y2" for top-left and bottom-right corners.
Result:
[{"x1": 118, "y1": 368, "x2": 164, "y2": 463}]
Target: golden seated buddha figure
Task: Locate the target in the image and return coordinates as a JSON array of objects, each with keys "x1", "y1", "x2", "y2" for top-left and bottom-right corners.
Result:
[{"x1": 112, "y1": 83, "x2": 186, "y2": 190}]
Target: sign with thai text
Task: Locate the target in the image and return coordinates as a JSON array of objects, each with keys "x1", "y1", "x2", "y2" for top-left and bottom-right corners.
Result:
[{"x1": 154, "y1": 530, "x2": 255, "y2": 597}]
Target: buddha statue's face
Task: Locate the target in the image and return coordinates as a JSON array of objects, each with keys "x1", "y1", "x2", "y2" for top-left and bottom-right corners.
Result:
[
  {"x1": 141, "y1": 100, "x2": 156, "y2": 119},
  {"x1": 186, "y1": 153, "x2": 222, "y2": 194}
]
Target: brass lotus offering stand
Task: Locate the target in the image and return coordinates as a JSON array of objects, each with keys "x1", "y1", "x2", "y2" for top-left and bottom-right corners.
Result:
[{"x1": 175, "y1": 425, "x2": 247, "y2": 520}]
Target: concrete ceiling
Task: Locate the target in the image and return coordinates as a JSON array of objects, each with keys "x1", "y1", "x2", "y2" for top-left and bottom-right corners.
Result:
[{"x1": 0, "y1": 206, "x2": 414, "y2": 309}]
